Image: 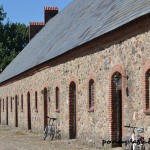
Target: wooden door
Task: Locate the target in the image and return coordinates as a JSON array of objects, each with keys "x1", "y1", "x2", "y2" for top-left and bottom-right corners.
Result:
[
  {"x1": 15, "y1": 96, "x2": 18, "y2": 127},
  {"x1": 44, "y1": 88, "x2": 48, "y2": 129},
  {"x1": 69, "y1": 82, "x2": 76, "y2": 139},
  {"x1": 27, "y1": 92, "x2": 31, "y2": 129},
  {"x1": 6, "y1": 97, "x2": 8, "y2": 125},
  {"x1": 111, "y1": 73, "x2": 122, "y2": 147},
  {"x1": 0, "y1": 99, "x2": 1, "y2": 124}
]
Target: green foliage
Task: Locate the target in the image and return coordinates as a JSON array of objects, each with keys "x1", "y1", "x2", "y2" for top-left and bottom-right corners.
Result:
[
  {"x1": 0, "y1": 5, "x2": 29, "y2": 72},
  {"x1": 0, "y1": 5, "x2": 6, "y2": 22}
]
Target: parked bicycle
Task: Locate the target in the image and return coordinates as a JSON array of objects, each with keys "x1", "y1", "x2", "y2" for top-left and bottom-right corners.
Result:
[
  {"x1": 124, "y1": 124, "x2": 145, "y2": 150},
  {"x1": 43, "y1": 116, "x2": 61, "y2": 140}
]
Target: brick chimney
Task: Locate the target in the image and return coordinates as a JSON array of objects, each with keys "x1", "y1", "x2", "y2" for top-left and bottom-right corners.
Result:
[
  {"x1": 29, "y1": 22, "x2": 44, "y2": 41},
  {"x1": 29, "y1": 6, "x2": 58, "y2": 41},
  {"x1": 44, "y1": 7, "x2": 58, "y2": 24}
]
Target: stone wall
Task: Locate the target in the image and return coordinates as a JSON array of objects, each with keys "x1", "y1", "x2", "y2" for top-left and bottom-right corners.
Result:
[{"x1": 0, "y1": 14, "x2": 150, "y2": 148}]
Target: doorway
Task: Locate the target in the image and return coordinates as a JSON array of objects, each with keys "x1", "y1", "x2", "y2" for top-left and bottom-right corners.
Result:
[
  {"x1": 15, "y1": 95, "x2": 18, "y2": 127},
  {"x1": 43, "y1": 88, "x2": 48, "y2": 129},
  {"x1": 111, "y1": 72, "x2": 122, "y2": 147},
  {"x1": 69, "y1": 81, "x2": 76, "y2": 139},
  {"x1": 145, "y1": 69, "x2": 150, "y2": 109},
  {"x1": 27, "y1": 92, "x2": 31, "y2": 129},
  {"x1": 6, "y1": 97, "x2": 8, "y2": 125},
  {"x1": 0, "y1": 99, "x2": 1, "y2": 124}
]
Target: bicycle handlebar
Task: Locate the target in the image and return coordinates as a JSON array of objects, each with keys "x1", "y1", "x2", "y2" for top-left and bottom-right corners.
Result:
[
  {"x1": 46, "y1": 116, "x2": 57, "y2": 120},
  {"x1": 124, "y1": 125, "x2": 137, "y2": 128},
  {"x1": 124, "y1": 125, "x2": 130, "y2": 128}
]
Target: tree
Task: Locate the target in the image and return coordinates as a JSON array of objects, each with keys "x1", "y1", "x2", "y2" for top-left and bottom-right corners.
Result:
[
  {"x1": 0, "y1": 5, "x2": 6, "y2": 22},
  {"x1": 0, "y1": 5, "x2": 29, "y2": 72}
]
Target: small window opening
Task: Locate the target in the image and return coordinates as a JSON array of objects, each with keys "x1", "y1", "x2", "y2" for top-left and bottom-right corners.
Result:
[{"x1": 89, "y1": 79, "x2": 94, "y2": 112}]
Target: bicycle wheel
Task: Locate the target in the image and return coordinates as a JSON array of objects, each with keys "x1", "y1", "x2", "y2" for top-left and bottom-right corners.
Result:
[
  {"x1": 43, "y1": 126, "x2": 48, "y2": 140},
  {"x1": 125, "y1": 142, "x2": 133, "y2": 150},
  {"x1": 55, "y1": 130, "x2": 61, "y2": 140},
  {"x1": 140, "y1": 145, "x2": 145, "y2": 150},
  {"x1": 49, "y1": 126, "x2": 55, "y2": 140},
  {"x1": 57, "y1": 133, "x2": 61, "y2": 140}
]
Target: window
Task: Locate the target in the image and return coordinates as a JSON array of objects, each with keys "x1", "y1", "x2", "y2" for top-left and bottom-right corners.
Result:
[
  {"x1": 11, "y1": 97, "x2": 12, "y2": 112},
  {"x1": 35, "y1": 91, "x2": 38, "y2": 112},
  {"x1": 145, "y1": 69, "x2": 150, "y2": 110},
  {"x1": 89, "y1": 79, "x2": 94, "y2": 112},
  {"x1": 21, "y1": 95, "x2": 23, "y2": 111},
  {"x1": 56, "y1": 87, "x2": 60, "y2": 112}
]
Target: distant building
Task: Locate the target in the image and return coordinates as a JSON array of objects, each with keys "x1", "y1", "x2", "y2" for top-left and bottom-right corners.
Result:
[{"x1": 0, "y1": 0, "x2": 150, "y2": 148}]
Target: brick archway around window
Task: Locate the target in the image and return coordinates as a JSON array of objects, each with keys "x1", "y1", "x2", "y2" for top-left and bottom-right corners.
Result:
[
  {"x1": 142, "y1": 60, "x2": 150, "y2": 115},
  {"x1": 54, "y1": 82, "x2": 61, "y2": 113},
  {"x1": 68, "y1": 76, "x2": 78, "y2": 139},
  {"x1": 87, "y1": 73, "x2": 96, "y2": 112},
  {"x1": 108, "y1": 65, "x2": 125, "y2": 144}
]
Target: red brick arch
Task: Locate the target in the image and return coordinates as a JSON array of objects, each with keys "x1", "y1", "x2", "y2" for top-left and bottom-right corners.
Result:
[
  {"x1": 142, "y1": 60, "x2": 150, "y2": 114},
  {"x1": 87, "y1": 73, "x2": 96, "y2": 112},
  {"x1": 108, "y1": 65, "x2": 126, "y2": 146},
  {"x1": 68, "y1": 76, "x2": 78, "y2": 139},
  {"x1": 54, "y1": 82, "x2": 61, "y2": 112}
]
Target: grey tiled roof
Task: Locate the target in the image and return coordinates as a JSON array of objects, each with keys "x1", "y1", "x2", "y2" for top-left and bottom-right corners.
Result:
[{"x1": 0, "y1": 0, "x2": 150, "y2": 83}]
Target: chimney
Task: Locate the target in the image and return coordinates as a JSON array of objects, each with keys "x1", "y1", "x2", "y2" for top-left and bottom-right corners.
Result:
[
  {"x1": 29, "y1": 22, "x2": 44, "y2": 41},
  {"x1": 44, "y1": 7, "x2": 58, "y2": 24},
  {"x1": 29, "y1": 6, "x2": 58, "y2": 41}
]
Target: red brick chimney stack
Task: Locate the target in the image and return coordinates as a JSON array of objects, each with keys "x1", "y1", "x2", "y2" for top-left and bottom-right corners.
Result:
[
  {"x1": 44, "y1": 7, "x2": 58, "y2": 24},
  {"x1": 29, "y1": 6, "x2": 58, "y2": 41},
  {"x1": 29, "y1": 22, "x2": 44, "y2": 41}
]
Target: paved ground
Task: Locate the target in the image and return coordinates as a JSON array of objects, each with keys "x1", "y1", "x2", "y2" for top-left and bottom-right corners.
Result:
[{"x1": 0, "y1": 125, "x2": 100, "y2": 150}]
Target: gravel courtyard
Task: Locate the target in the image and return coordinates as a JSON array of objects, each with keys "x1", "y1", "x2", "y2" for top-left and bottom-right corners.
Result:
[
  {"x1": 0, "y1": 125, "x2": 100, "y2": 150},
  {"x1": 0, "y1": 126, "x2": 150, "y2": 150}
]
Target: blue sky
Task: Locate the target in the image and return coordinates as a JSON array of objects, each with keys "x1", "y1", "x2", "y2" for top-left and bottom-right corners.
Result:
[{"x1": 0, "y1": 0, "x2": 73, "y2": 25}]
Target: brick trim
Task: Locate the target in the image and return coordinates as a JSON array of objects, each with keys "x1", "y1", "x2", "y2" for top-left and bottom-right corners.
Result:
[
  {"x1": 44, "y1": 6, "x2": 58, "y2": 10},
  {"x1": 108, "y1": 65, "x2": 126, "y2": 146},
  {"x1": 54, "y1": 82, "x2": 61, "y2": 113},
  {"x1": 87, "y1": 73, "x2": 96, "y2": 112},
  {"x1": 42, "y1": 83, "x2": 48, "y2": 89},
  {"x1": 142, "y1": 60, "x2": 150, "y2": 115},
  {"x1": 29, "y1": 22, "x2": 44, "y2": 25},
  {"x1": 40, "y1": 84, "x2": 48, "y2": 103},
  {"x1": 55, "y1": 87, "x2": 60, "y2": 112}
]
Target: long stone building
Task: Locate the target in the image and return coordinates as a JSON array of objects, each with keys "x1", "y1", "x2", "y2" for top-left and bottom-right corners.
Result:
[{"x1": 0, "y1": 0, "x2": 150, "y2": 148}]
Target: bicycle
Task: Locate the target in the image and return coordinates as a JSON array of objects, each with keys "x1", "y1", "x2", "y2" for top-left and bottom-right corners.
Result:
[
  {"x1": 124, "y1": 124, "x2": 145, "y2": 150},
  {"x1": 43, "y1": 117, "x2": 61, "y2": 140}
]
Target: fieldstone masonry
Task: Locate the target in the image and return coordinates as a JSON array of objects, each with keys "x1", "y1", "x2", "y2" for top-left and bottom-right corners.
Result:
[{"x1": 0, "y1": 15, "x2": 150, "y2": 148}]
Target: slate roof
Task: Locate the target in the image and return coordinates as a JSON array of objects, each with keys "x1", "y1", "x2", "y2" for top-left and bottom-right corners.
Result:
[{"x1": 0, "y1": 0, "x2": 150, "y2": 83}]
